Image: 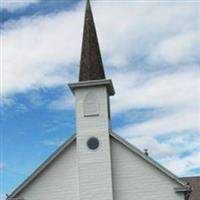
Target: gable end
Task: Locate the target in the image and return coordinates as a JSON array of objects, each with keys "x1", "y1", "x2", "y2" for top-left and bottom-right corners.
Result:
[{"x1": 8, "y1": 135, "x2": 76, "y2": 199}]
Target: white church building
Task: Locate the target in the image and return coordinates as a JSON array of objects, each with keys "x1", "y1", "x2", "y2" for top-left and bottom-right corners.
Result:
[{"x1": 7, "y1": 1, "x2": 192, "y2": 200}]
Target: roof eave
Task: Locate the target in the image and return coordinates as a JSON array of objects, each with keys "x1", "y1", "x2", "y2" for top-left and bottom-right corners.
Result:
[
  {"x1": 110, "y1": 132, "x2": 188, "y2": 187},
  {"x1": 174, "y1": 187, "x2": 192, "y2": 193}
]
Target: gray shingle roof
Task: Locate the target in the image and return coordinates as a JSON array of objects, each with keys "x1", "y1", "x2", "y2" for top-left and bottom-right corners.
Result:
[
  {"x1": 79, "y1": 0, "x2": 105, "y2": 81},
  {"x1": 181, "y1": 176, "x2": 200, "y2": 200}
]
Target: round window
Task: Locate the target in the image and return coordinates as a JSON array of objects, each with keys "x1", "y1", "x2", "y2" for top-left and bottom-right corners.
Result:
[{"x1": 87, "y1": 137, "x2": 99, "y2": 150}]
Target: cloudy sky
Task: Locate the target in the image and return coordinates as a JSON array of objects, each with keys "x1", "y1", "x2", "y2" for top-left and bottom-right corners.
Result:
[{"x1": 0, "y1": 0, "x2": 200, "y2": 199}]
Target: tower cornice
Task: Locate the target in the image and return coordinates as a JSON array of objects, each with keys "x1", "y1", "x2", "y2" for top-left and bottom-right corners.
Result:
[{"x1": 69, "y1": 79, "x2": 115, "y2": 96}]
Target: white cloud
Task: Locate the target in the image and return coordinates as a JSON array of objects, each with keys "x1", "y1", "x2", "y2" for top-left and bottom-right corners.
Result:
[
  {"x1": 0, "y1": 96, "x2": 14, "y2": 107},
  {"x1": 0, "y1": 162, "x2": 6, "y2": 171},
  {"x1": 0, "y1": 194, "x2": 6, "y2": 200},
  {"x1": 117, "y1": 106, "x2": 200, "y2": 138},
  {"x1": 1, "y1": 6, "x2": 84, "y2": 97},
  {"x1": 48, "y1": 93, "x2": 74, "y2": 111},
  {"x1": 43, "y1": 138, "x2": 65, "y2": 147},
  {"x1": 127, "y1": 136, "x2": 176, "y2": 158},
  {"x1": 95, "y1": 1, "x2": 200, "y2": 68},
  {"x1": 0, "y1": 0, "x2": 40, "y2": 12},
  {"x1": 126, "y1": 131, "x2": 200, "y2": 176},
  {"x1": 112, "y1": 69, "x2": 200, "y2": 113},
  {"x1": 161, "y1": 152, "x2": 200, "y2": 176},
  {"x1": 149, "y1": 31, "x2": 200, "y2": 65}
]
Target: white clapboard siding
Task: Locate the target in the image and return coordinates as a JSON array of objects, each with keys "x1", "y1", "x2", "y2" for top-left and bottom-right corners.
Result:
[
  {"x1": 74, "y1": 85, "x2": 114, "y2": 200},
  {"x1": 16, "y1": 141, "x2": 78, "y2": 200},
  {"x1": 111, "y1": 137, "x2": 184, "y2": 200}
]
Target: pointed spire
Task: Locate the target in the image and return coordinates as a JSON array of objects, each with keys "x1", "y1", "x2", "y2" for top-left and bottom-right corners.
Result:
[{"x1": 79, "y1": 0, "x2": 105, "y2": 81}]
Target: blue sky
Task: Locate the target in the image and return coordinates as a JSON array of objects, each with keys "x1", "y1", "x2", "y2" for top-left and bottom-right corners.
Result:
[{"x1": 0, "y1": 0, "x2": 200, "y2": 199}]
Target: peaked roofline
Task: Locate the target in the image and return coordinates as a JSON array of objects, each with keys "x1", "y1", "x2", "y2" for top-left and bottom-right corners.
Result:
[
  {"x1": 110, "y1": 132, "x2": 187, "y2": 187},
  {"x1": 8, "y1": 135, "x2": 76, "y2": 199},
  {"x1": 8, "y1": 132, "x2": 189, "y2": 198},
  {"x1": 79, "y1": 0, "x2": 105, "y2": 81}
]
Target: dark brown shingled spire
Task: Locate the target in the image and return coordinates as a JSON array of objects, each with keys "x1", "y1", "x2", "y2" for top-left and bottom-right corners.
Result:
[{"x1": 79, "y1": 0, "x2": 105, "y2": 81}]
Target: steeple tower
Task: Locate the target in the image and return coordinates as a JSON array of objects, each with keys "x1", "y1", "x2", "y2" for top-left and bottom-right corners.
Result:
[
  {"x1": 69, "y1": 1, "x2": 114, "y2": 200},
  {"x1": 79, "y1": 0, "x2": 105, "y2": 81}
]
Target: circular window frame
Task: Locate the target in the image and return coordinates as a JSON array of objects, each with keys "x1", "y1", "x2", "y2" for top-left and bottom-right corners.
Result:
[{"x1": 87, "y1": 137, "x2": 100, "y2": 150}]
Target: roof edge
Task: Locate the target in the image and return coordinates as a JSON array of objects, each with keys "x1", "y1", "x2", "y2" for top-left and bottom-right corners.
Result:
[
  {"x1": 110, "y1": 132, "x2": 187, "y2": 188},
  {"x1": 8, "y1": 134, "x2": 76, "y2": 198},
  {"x1": 68, "y1": 79, "x2": 115, "y2": 96},
  {"x1": 8, "y1": 131, "x2": 190, "y2": 198},
  {"x1": 174, "y1": 187, "x2": 192, "y2": 193}
]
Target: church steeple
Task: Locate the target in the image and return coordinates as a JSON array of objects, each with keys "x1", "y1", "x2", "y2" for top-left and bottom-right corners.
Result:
[
  {"x1": 79, "y1": 0, "x2": 105, "y2": 81},
  {"x1": 68, "y1": 2, "x2": 114, "y2": 199}
]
